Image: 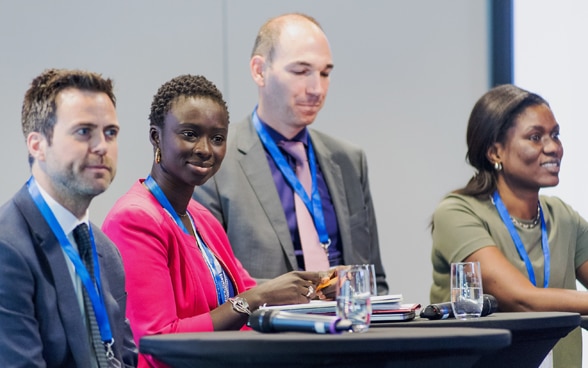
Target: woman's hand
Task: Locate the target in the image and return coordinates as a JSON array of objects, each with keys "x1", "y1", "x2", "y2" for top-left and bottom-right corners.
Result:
[
  {"x1": 315, "y1": 268, "x2": 338, "y2": 300},
  {"x1": 315, "y1": 266, "x2": 352, "y2": 300},
  {"x1": 241, "y1": 271, "x2": 323, "y2": 310}
]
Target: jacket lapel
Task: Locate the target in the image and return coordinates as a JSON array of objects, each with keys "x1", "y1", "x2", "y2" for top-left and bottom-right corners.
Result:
[
  {"x1": 236, "y1": 119, "x2": 296, "y2": 262},
  {"x1": 14, "y1": 186, "x2": 92, "y2": 367}
]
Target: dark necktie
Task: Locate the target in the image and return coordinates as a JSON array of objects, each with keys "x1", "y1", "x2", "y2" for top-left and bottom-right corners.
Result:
[
  {"x1": 73, "y1": 223, "x2": 109, "y2": 368},
  {"x1": 279, "y1": 141, "x2": 329, "y2": 271}
]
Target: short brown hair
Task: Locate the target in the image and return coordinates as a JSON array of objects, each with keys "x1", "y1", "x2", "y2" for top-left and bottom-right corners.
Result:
[{"x1": 21, "y1": 68, "x2": 115, "y2": 145}]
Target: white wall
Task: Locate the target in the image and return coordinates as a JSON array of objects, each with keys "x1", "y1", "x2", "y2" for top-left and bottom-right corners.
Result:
[
  {"x1": 514, "y1": 1, "x2": 588, "y2": 366},
  {"x1": 0, "y1": 0, "x2": 489, "y2": 307}
]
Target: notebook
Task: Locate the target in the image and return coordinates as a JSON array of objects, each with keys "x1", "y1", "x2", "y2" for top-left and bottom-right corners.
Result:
[{"x1": 259, "y1": 294, "x2": 414, "y2": 320}]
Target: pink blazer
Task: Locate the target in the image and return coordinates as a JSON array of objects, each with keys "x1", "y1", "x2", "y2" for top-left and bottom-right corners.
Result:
[{"x1": 102, "y1": 180, "x2": 257, "y2": 367}]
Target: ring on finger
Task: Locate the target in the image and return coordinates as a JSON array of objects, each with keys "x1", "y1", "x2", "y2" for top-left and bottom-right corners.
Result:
[{"x1": 306, "y1": 285, "x2": 314, "y2": 298}]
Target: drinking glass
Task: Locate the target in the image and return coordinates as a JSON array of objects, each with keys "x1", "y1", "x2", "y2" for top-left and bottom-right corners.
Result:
[
  {"x1": 336, "y1": 265, "x2": 372, "y2": 332},
  {"x1": 341, "y1": 264, "x2": 377, "y2": 296},
  {"x1": 361, "y1": 264, "x2": 378, "y2": 296},
  {"x1": 450, "y1": 262, "x2": 484, "y2": 319}
]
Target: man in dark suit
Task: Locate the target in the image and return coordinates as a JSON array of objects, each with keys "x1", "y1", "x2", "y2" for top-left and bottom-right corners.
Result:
[
  {"x1": 193, "y1": 13, "x2": 388, "y2": 294},
  {"x1": 0, "y1": 69, "x2": 137, "y2": 367}
]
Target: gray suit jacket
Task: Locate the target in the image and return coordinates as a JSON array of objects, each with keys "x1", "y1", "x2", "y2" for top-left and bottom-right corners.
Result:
[
  {"x1": 0, "y1": 185, "x2": 137, "y2": 368},
  {"x1": 193, "y1": 116, "x2": 388, "y2": 294}
]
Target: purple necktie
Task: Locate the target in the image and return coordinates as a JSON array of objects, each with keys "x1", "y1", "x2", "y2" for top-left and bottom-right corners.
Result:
[{"x1": 280, "y1": 141, "x2": 329, "y2": 271}]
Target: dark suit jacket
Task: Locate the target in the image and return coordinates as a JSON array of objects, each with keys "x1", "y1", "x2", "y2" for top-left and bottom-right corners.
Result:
[
  {"x1": 0, "y1": 185, "x2": 137, "y2": 367},
  {"x1": 193, "y1": 116, "x2": 388, "y2": 293}
]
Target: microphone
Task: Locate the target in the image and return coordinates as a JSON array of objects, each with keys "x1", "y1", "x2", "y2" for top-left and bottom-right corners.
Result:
[
  {"x1": 420, "y1": 294, "x2": 498, "y2": 320},
  {"x1": 249, "y1": 309, "x2": 353, "y2": 334}
]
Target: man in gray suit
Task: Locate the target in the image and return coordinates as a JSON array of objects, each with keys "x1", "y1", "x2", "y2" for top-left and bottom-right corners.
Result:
[
  {"x1": 193, "y1": 13, "x2": 388, "y2": 294},
  {"x1": 0, "y1": 69, "x2": 137, "y2": 367}
]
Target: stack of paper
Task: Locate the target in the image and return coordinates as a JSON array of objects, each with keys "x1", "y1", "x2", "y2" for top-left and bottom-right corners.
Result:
[{"x1": 260, "y1": 294, "x2": 407, "y2": 316}]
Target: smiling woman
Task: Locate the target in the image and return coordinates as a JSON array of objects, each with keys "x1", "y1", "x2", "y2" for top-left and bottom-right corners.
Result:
[
  {"x1": 490, "y1": 103, "x2": 562, "y2": 192},
  {"x1": 101, "y1": 74, "x2": 329, "y2": 368},
  {"x1": 152, "y1": 95, "x2": 228, "y2": 190},
  {"x1": 428, "y1": 84, "x2": 588, "y2": 368}
]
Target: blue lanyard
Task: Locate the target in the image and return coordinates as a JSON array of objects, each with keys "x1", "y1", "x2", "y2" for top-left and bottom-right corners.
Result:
[
  {"x1": 144, "y1": 175, "x2": 190, "y2": 235},
  {"x1": 193, "y1": 222, "x2": 231, "y2": 304},
  {"x1": 252, "y1": 109, "x2": 330, "y2": 248},
  {"x1": 26, "y1": 177, "x2": 114, "y2": 350},
  {"x1": 492, "y1": 191, "x2": 550, "y2": 288},
  {"x1": 144, "y1": 175, "x2": 230, "y2": 305}
]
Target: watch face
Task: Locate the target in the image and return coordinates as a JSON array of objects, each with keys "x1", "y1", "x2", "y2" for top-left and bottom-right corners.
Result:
[{"x1": 230, "y1": 297, "x2": 251, "y2": 315}]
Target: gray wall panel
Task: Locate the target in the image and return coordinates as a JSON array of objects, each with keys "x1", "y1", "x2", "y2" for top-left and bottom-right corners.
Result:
[{"x1": 0, "y1": 0, "x2": 489, "y2": 307}]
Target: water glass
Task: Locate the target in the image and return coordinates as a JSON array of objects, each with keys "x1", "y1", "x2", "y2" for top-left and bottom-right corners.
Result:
[
  {"x1": 361, "y1": 264, "x2": 378, "y2": 296},
  {"x1": 450, "y1": 262, "x2": 484, "y2": 320},
  {"x1": 336, "y1": 265, "x2": 372, "y2": 332}
]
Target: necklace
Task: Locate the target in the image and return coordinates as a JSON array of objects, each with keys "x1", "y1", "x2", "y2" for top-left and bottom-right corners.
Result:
[
  {"x1": 510, "y1": 205, "x2": 541, "y2": 229},
  {"x1": 178, "y1": 213, "x2": 188, "y2": 218}
]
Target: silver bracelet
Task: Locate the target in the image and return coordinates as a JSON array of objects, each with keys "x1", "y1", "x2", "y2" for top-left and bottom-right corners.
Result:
[{"x1": 228, "y1": 297, "x2": 251, "y2": 315}]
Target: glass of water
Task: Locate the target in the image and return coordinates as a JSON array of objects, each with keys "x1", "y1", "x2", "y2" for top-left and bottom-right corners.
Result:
[
  {"x1": 450, "y1": 262, "x2": 484, "y2": 319},
  {"x1": 360, "y1": 263, "x2": 378, "y2": 296},
  {"x1": 336, "y1": 265, "x2": 372, "y2": 332}
]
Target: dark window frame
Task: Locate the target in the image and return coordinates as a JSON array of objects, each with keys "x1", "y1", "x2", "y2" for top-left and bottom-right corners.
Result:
[{"x1": 491, "y1": 0, "x2": 513, "y2": 86}]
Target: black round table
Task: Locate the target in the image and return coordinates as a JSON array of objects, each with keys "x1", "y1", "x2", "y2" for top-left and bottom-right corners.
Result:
[
  {"x1": 376, "y1": 311, "x2": 580, "y2": 368},
  {"x1": 140, "y1": 326, "x2": 511, "y2": 368}
]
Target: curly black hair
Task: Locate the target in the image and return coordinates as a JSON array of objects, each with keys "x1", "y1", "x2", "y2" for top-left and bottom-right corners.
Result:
[{"x1": 149, "y1": 74, "x2": 229, "y2": 127}]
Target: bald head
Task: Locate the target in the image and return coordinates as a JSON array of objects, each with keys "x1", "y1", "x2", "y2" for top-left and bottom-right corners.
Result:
[
  {"x1": 251, "y1": 13, "x2": 325, "y2": 65},
  {"x1": 249, "y1": 13, "x2": 333, "y2": 138}
]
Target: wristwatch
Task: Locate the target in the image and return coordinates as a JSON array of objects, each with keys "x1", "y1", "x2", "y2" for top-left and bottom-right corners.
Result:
[{"x1": 228, "y1": 297, "x2": 252, "y2": 315}]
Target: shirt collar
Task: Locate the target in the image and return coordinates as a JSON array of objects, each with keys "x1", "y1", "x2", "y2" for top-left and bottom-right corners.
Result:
[
  {"x1": 35, "y1": 181, "x2": 90, "y2": 235},
  {"x1": 255, "y1": 111, "x2": 309, "y2": 145}
]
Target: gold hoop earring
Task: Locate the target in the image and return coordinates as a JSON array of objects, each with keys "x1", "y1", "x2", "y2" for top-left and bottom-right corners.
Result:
[
  {"x1": 494, "y1": 162, "x2": 502, "y2": 171},
  {"x1": 155, "y1": 147, "x2": 161, "y2": 164}
]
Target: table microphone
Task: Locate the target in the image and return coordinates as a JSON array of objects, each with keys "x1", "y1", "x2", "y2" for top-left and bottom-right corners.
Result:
[
  {"x1": 249, "y1": 309, "x2": 353, "y2": 334},
  {"x1": 420, "y1": 294, "x2": 498, "y2": 320}
]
